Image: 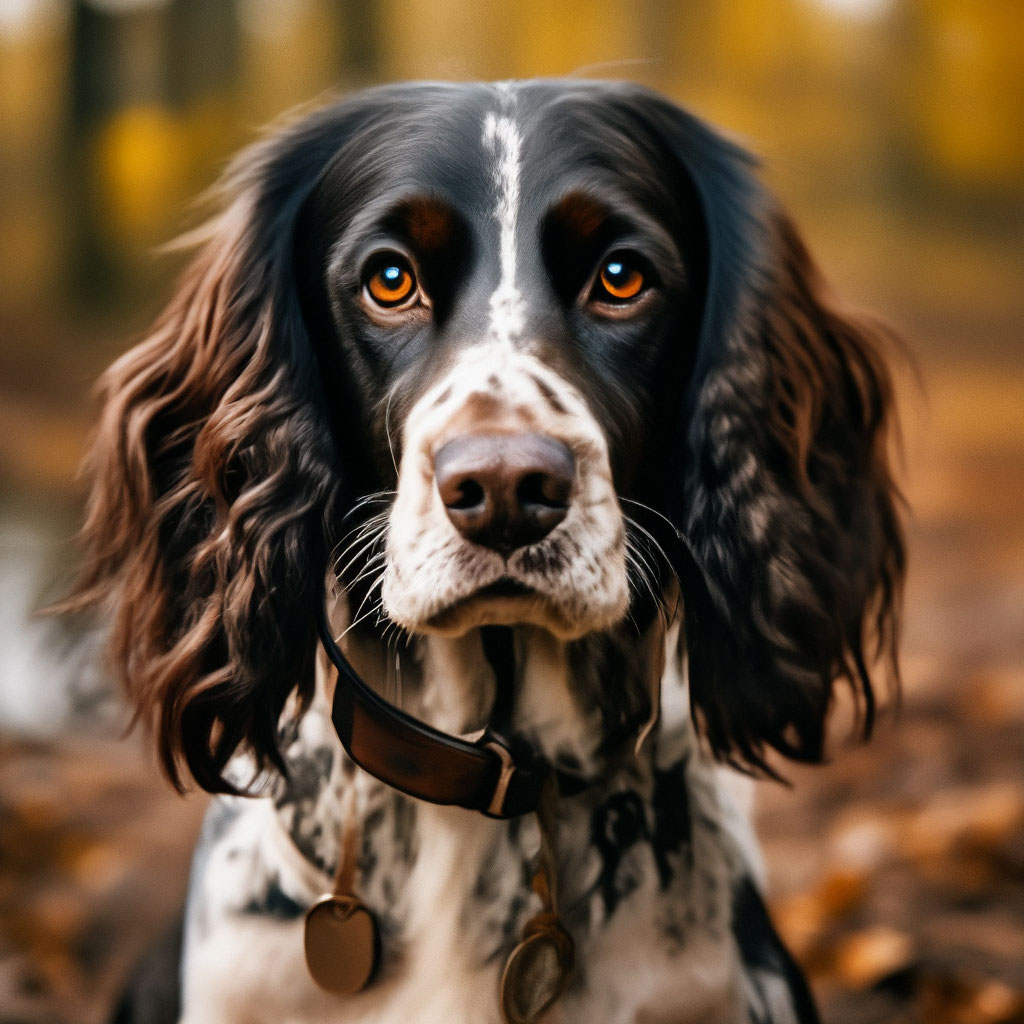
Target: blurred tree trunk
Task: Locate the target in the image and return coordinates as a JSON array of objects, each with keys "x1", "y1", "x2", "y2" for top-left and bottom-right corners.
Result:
[
  {"x1": 337, "y1": 0, "x2": 382, "y2": 84},
  {"x1": 68, "y1": 0, "x2": 240, "y2": 308},
  {"x1": 168, "y1": 0, "x2": 239, "y2": 106}
]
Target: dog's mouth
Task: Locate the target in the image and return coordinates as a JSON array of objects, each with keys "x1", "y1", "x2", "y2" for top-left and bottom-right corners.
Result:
[
  {"x1": 475, "y1": 577, "x2": 536, "y2": 600},
  {"x1": 422, "y1": 575, "x2": 565, "y2": 635},
  {"x1": 429, "y1": 575, "x2": 538, "y2": 617}
]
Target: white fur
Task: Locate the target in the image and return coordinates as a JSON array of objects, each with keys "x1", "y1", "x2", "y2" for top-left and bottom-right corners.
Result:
[
  {"x1": 382, "y1": 346, "x2": 628, "y2": 640},
  {"x1": 482, "y1": 84, "x2": 526, "y2": 348},
  {"x1": 179, "y1": 632, "x2": 758, "y2": 1024}
]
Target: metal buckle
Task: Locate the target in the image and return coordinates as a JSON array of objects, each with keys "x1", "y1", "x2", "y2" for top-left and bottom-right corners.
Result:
[{"x1": 484, "y1": 739, "x2": 517, "y2": 817}]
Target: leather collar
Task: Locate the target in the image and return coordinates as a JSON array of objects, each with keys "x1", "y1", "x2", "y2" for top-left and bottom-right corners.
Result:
[
  {"x1": 317, "y1": 514, "x2": 708, "y2": 820},
  {"x1": 318, "y1": 609, "x2": 547, "y2": 818}
]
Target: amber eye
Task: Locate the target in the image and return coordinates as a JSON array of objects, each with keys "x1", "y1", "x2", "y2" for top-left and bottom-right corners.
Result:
[
  {"x1": 365, "y1": 258, "x2": 417, "y2": 308},
  {"x1": 596, "y1": 255, "x2": 645, "y2": 302}
]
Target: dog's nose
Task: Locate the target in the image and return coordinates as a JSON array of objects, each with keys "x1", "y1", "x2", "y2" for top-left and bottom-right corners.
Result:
[{"x1": 434, "y1": 434, "x2": 574, "y2": 554}]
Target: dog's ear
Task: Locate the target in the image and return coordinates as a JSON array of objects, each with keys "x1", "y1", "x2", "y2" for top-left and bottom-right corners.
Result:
[
  {"x1": 640, "y1": 91, "x2": 905, "y2": 774},
  {"x1": 65, "y1": 104, "x2": 365, "y2": 793}
]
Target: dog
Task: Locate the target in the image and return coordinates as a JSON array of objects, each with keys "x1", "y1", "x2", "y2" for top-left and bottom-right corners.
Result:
[{"x1": 70, "y1": 80, "x2": 904, "y2": 1024}]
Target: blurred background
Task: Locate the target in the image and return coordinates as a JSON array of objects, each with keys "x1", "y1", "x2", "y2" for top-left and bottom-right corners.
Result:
[{"x1": 0, "y1": 1, "x2": 1021, "y2": 1022}]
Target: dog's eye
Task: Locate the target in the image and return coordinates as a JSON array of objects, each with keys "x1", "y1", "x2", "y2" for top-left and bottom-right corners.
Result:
[
  {"x1": 595, "y1": 254, "x2": 646, "y2": 303},
  {"x1": 365, "y1": 258, "x2": 418, "y2": 309}
]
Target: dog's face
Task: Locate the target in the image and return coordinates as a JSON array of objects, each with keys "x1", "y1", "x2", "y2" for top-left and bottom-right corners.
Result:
[
  {"x1": 298, "y1": 83, "x2": 704, "y2": 640},
  {"x1": 73, "y1": 81, "x2": 904, "y2": 792}
]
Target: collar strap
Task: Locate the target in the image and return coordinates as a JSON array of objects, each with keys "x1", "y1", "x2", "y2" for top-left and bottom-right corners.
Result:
[{"x1": 318, "y1": 607, "x2": 546, "y2": 819}]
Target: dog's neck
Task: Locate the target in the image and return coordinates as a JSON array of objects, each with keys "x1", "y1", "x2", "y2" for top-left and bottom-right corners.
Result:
[
  {"x1": 333, "y1": 610, "x2": 676, "y2": 781},
  {"x1": 262, "y1": 610, "x2": 715, "y2": 978}
]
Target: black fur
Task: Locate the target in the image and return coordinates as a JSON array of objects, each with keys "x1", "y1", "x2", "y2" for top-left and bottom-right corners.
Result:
[{"x1": 733, "y1": 876, "x2": 821, "y2": 1024}]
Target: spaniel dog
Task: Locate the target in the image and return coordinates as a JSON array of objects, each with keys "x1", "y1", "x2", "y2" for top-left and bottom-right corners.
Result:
[{"x1": 72, "y1": 81, "x2": 904, "y2": 1024}]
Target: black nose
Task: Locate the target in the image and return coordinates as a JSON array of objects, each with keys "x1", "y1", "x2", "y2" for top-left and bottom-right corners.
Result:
[{"x1": 434, "y1": 433, "x2": 574, "y2": 554}]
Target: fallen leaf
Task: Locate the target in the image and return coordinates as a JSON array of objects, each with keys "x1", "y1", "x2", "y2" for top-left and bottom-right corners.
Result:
[{"x1": 832, "y1": 926, "x2": 915, "y2": 989}]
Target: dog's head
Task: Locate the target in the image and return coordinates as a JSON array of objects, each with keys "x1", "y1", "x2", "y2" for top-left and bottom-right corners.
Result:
[{"x1": 72, "y1": 81, "x2": 904, "y2": 791}]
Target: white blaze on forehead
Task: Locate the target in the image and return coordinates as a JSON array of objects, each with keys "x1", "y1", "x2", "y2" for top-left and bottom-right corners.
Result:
[{"x1": 482, "y1": 84, "x2": 526, "y2": 347}]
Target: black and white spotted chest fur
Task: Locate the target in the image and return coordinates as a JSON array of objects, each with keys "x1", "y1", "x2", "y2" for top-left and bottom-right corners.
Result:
[{"x1": 178, "y1": 622, "x2": 816, "y2": 1024}]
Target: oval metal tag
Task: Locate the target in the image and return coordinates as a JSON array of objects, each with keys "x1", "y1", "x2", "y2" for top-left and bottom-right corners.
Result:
[
  {"x1": 304, "y1": 895, "x2": 380, "y2": 996},
  {"x1": 499, "y1": 917, "x2": 574, "y2": 1024}
]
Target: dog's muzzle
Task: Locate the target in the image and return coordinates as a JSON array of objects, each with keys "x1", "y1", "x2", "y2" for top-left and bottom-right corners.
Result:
[{"x1": 381, "y1": 346, "x2": 629, "y2": 637}]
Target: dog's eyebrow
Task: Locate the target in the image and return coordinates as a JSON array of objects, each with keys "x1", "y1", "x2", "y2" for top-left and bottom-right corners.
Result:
[
  {"x1": 394, "y1": 197, "x2": 457, "y2": 252},
  {"x1": 549, "y1": 192, "x2": 609, "y2": 241},
  {"x1": 545, "y1": 189, "x2": 687, "y2": 288},
  {"x1": 326, "y1": 194, "x2": 464, "y2": 288}
]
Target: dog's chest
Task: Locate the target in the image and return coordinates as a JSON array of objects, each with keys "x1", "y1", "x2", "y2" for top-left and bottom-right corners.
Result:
[{"x1": 182, "y1": 703, "x2": 752, "y2": 1024}]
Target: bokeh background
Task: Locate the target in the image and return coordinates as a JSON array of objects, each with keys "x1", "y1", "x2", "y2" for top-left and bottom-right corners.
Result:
[{"x1": 1, "y1": 1, "x2": 1022, "y2": 1022}]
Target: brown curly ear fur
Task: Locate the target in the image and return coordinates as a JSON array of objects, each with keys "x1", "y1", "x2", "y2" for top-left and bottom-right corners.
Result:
[
  {"x1": 623, "y1": 87, "x2": 905, "y2": 776},
  {"x1": 63, "y1": 122, "x2": 350, "y2": 793},
  {"x1": 682, "y1": 206, "x2": 905, "y2": 775}
]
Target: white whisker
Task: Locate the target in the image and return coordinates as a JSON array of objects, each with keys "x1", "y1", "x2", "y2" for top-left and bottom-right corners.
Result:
[
  {"x1": 331, "y1": 509, "x2": 389, "y2": 563},
  {"x1": 347, "y1": 553, "x2": 387, "y2": 593},
  {"x1": 339, "y1": 572, "x2": 387, "y2": 641},
  {"x1": 335, "y1": 532, "x2": 388, "y2": 583},
  {"x1": 333, "y1": 517, "x2": 389, "y2": 576},
  {"x1": 384, "y1": 389, "x2": 399, "y2": 478}
]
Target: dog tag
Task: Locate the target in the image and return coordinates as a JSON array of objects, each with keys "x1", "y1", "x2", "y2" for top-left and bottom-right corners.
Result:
[
  {"x1": 499, "y1": 913, "x2": 574, "y2": 1024},
  {"x1": 499, "y1": 782, "x2": 574, "y2": 1024},
  {"x1": 304, "y1": 781, "x2": 380, "y2": 995},
  {"x1": 304, "y1": 894, "x2": 379, "y2": 995}
]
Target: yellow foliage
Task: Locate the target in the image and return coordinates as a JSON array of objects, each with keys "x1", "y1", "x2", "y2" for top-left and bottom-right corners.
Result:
[
  {"x1": 92, "y1": 105, "x2": 188, "y2": 246},
  {"x1": 912, "y1": 0, "x2": 1024, "y2": 180}
]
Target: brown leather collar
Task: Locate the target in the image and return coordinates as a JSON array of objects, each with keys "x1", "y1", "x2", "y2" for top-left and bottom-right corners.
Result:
[
  {"x1": 317, "y1": 513, "x2": 708, "y2": 820},
  {"x1": 318, "y1": 609, "x2": 546, "y2": 819}
]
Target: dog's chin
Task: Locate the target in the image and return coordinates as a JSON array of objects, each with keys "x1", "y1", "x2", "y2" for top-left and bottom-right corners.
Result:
[
  {"x1": 423, "y1": 583, "x2": 577, "y2": 639},
  {"x1": 392, "y1": 579, "x2": 624, "y2": 641}
]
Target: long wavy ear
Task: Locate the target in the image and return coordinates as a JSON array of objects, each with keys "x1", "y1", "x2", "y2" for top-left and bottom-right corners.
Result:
[
  {"x1": 64, "y1": 102, "x2": 363, "y2": 793},
  {"x1": 641, "y1": 92, "x2": 905, "y2": 774}
]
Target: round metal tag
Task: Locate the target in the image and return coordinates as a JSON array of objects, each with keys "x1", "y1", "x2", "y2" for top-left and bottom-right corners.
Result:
[
  {"x1": 499, "y1": 917, "x2": 574, "y2": 1024},
  {"x1": 304, "y1": 894, "x2": 380, "y2": 996}
]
